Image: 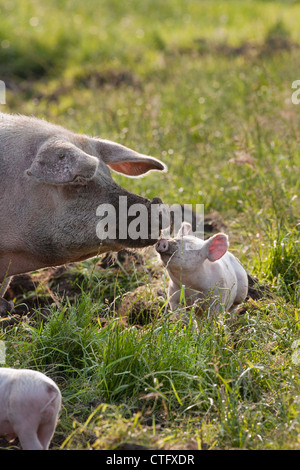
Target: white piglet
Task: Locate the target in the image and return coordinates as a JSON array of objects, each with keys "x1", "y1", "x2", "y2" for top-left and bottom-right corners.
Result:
[
  {"x1": 156, "y1": 222, "x2": 248, "y2": 317},
  {"x1": 0, "y1": 368, "x2": 61, "y2": 450}
]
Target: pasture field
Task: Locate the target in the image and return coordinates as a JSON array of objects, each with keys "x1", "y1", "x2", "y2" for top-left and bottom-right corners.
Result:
[{"x1": 0, "y1": 0, "x2": 300, "y2": 450}]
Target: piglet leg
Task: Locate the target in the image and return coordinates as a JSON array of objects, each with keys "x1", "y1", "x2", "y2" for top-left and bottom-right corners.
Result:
[{"x1": 16, "y1": 427, "x2": 43, "y2": 450}]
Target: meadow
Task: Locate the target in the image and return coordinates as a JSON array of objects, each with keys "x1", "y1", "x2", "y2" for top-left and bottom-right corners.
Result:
[{"x1": 0, "y1": 0, "x2": 299, "y2": 450}]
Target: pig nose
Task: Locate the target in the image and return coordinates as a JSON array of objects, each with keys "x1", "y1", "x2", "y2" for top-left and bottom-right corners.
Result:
[{"x1": 156, "y1": 239, "x2": 169, "y2": 253}]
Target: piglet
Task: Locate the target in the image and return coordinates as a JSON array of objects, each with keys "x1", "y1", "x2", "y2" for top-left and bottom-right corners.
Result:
[
  {"x1": 0, "y1": 368, "x2": 61, "y2": 450},
  {"x1": 156, "y1": 222, "x2": 248, "y2": 318}
]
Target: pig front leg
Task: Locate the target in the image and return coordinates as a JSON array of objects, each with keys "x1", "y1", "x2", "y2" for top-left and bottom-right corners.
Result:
[
  {"x1": 11, "y1": 416, "x2": 57, "y2": 450},
  {"x1": 17, "y1": 429, "x2": 44, "y2": 450},
  {"x1": 168, "y1": 282, "x2": 198, "y2": 331},
  {"x1": 168, "y1": 281, "x2": 227, "y2": 328},
  {"x1": 0, "y1": 277, "x2": 14, "y2": 316},
  {"x1": 0, "y1": 277, "x2": 12, "y2": 297},
  {"x1": 0, "y1": 297, "x2": 14, "y2": 316}
]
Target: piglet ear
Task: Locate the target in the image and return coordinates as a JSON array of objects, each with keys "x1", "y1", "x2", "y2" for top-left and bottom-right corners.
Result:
[
  {"x1": 177, "y1": 221, "x2": 191, "y2": 237},
  {"x1": 206, "y1": 233, "x2": 228, "y2": 262}
]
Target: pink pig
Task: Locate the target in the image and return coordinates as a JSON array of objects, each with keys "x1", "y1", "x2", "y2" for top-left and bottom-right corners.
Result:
[
  {"x1": 156, "y1": 222, "x2": 248, "y2": 318},
  {"x1": 0, "y1": 368, "x2": 61, "y2": 450}
]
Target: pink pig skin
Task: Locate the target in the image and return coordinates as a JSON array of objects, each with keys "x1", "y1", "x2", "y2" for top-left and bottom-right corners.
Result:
[
  {"x1": 0, "y1": 368, "x2": 61, "y2": 450},
  {"x1": 156, "y1": 222, "x2": 248, "y2": 318}
]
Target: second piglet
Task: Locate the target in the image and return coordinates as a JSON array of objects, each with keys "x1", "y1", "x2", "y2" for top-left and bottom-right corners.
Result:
[
  {"x1": 156, "y1": 222, "x2": 248, "y2": 318},
  {"x1": 0, "y1": 368, "x2": 61, "y2": 450}
]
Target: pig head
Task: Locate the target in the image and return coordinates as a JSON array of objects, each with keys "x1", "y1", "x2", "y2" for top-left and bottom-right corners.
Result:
[
  {"x1": 156, "y1": 222, "x2": 248, "y2": 316},
  {"x1": 0, "y1": 113, "x2": 167, "y2": 284}
]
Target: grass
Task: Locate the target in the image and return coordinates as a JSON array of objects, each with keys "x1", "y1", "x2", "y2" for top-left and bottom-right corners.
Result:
[
  {"x1": 4, "y1": 292, "x2": 300, "y2": 449},
  {"x1": 1, "y1": 0, "x2": 300, "y2": 450}
]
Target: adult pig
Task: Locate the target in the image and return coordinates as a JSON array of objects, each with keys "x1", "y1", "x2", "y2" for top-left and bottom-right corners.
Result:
[
  {"x1": 0, "y1": 113, "x2": 167, "y2": 289},
  {"x1": 0, "y1": 368, "x2": 61, "y2": 450},
  {"x1": 156, "y1": 222, "x2": 248, "y2": 317}
]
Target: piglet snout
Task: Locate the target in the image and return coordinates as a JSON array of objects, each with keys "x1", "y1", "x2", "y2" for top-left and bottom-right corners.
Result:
[{"x1": 156, "y1": 239, "x2": 169, "y2": 253}]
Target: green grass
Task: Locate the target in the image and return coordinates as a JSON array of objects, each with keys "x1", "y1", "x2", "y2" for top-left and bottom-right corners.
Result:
[
  {"x1": 1, "y1": 0, "x2": 300, "y2": 450},
  {"x1": 3, "y1": 293, "x2": 300, "y2": 449}
]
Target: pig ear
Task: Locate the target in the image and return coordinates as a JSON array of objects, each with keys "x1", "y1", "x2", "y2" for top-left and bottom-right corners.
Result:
[
  {"x1": 205, "y1": 233, "x2": 228, "y2": 262},
  {"x1": 177, "y1": 222, "x2": 191, "y2": 237},
  {"x1": 96, "y1": 139, "x2": 167, "y2": 177},
  {"x1": 26, "y1": 143, "x2": 99, "y2": 185}
]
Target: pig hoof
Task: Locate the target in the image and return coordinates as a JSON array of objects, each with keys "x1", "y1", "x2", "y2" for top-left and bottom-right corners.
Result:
[{"x1": 0, "y1": 298, "x2": 14, "y2": 316}]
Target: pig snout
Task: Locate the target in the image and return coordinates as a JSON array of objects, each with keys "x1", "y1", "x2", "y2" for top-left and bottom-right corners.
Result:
[{"x1": 156, "y1": 239, "x2": 169, "y2": 253}]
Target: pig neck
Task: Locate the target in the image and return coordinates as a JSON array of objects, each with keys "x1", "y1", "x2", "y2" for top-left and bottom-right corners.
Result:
[{"x1": 167, "y1": 259, "x2": 222, "y2": 291}]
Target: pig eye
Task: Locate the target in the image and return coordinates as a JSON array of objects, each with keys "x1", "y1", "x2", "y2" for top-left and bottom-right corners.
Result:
[{"x1": 58, "y1": 154, "x2": 65, "y2": 159}]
